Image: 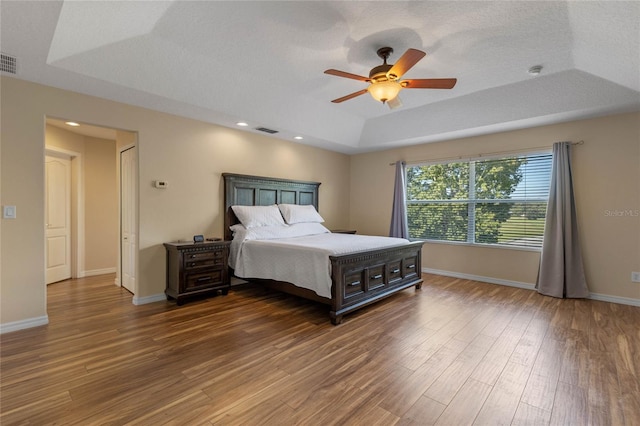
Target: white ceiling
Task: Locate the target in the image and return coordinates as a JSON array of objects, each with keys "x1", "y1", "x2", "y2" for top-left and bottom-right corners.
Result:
[
  {"x1": 2, "y1": 1, "x2": 639, "y2": 154},
  {"x1": 46, "y1": 118, "x2": 118, "y2": 140}
]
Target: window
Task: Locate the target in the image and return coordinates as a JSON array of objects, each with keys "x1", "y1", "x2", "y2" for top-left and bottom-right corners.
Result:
[{"x1": 406, "y1": 152, "x2": 552, "y2": 249}]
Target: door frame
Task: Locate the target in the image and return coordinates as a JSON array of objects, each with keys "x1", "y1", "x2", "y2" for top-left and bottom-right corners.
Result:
[
  {"x1": 45, "y1": 147, "x2": 84, "y2": 280},
  {"x1": 117, "y1": 142, "x2": 138, "y2": 294}
]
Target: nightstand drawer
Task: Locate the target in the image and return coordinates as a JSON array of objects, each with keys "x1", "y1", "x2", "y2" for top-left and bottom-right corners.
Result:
[
  {"x1": 184, "y1": 254, "x2": 224, "y2": 270},
  {"x1": 184, "y1": 249, "x2": 222, "y2": 261},
  {"x1": 185, "y1": 269, "x2": 224, "y2": 291}
]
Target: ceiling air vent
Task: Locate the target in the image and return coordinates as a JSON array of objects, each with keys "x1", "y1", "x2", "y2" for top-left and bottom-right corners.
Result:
[
  {"x1": 1, "y1": 53, "x2": 17, "y2": 74},
  {"x1": 254, "y1": 127, "x2": 279, "y2": 134}
]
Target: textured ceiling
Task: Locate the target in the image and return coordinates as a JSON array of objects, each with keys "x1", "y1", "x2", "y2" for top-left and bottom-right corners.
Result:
[{"x1": 2, "y1": 1, "x2": 639, "y2": 153}]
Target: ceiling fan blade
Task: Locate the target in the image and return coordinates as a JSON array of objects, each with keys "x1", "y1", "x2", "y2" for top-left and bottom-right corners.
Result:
[
  {"x1": 331, "y1": 89, "x2": 368, "y2": 103},
  {"x1": 402, "y1": 78, "x2": 457, "y2": 89},
  {"x1": 387, "y1": 96, "x2": 403, "y2": 110},
  {"x1": 324, "y1": 69, "x2": 370, "y2": 82},
  {"x1": 387, "y1": 48, "x2": 426, "y2": 79}
]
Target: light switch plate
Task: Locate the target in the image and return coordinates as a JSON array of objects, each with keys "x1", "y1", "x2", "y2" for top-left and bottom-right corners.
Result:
[{"x1": 3, "y1": 205, "x2": 16, "y2": 219}]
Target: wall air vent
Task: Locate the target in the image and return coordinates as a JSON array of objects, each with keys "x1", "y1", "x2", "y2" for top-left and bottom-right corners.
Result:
[
  {"x1": 1, "y1": 53, "x2": 17, "y2": 74},
  {"x1": 254, "y1": 127, "x2": 279, "y2": 134}
]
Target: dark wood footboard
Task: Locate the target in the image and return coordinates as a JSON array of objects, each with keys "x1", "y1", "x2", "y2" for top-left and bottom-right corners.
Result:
[
  {"x1": 233, "y1": 240, "x2": 424, "y2": 325},
  {"x1": 329, "y1": 241, "x2": 424, "y2": 324}
]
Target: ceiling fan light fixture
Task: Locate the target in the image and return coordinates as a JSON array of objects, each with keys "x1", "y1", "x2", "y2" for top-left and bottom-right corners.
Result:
[{"x1": 368, "y1": 80, "x2": 402, "y2": 103}]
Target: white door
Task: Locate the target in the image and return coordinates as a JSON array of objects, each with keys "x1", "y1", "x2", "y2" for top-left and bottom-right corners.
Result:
[
  {"x1": 45, "y1": 154, "x2": 71, "y2": 284},
  {"x1": 121, "y1": 147, "x2": 136, "y2": 294}
]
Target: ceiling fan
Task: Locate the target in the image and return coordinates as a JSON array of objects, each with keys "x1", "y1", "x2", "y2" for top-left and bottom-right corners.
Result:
[{"x1": 324, "y1": 47, "x2": 457, "y2": 109}]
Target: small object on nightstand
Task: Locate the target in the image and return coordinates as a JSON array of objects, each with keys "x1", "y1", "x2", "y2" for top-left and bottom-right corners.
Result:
[
  {"x1": 206, "y1": 237, "x2": 221, "y2": 241},
  {"x1": 193, "y1": 234, "x2": 204, "y2": 243},
  {"x1": 331, "y1": 229, "x2": 357, "y2": 234}
]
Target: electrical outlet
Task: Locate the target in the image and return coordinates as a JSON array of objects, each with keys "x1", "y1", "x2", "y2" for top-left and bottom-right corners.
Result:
[{"x1": 632, "y1": 272, "x2": 640, "y2": 283}]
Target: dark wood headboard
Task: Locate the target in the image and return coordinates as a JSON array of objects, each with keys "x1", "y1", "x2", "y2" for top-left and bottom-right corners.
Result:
[{"x1": 222, "y1": 173, "x2": 321, "y2": 241}]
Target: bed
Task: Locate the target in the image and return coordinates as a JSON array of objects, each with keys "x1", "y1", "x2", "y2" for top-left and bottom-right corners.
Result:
[{"x1": 223, "y1": 173, "x2": 425, "y2": 324}]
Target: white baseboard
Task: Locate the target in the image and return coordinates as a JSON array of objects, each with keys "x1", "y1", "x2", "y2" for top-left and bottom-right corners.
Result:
[
  {"x1": 0, "y1": 315, "x2": 49, "y2": 334},
  {"x1": 132, "y1": 293, "x2": 166, "y2": 305},
  {"x1": 422, "y1": 267, "x2": 536, "y2": 290},
  {"x1": 422, "y1": 268, "x2": 640, "y2": 307},
  {"x1": 81, "y1": 267, "x2": 117, "y2": 277},
  {"x1": 0, "y1": 292, "x2": 166, "y2": 333},
  {"x1": 589, "y1": 292, "x2": 640, "y2": 307}
]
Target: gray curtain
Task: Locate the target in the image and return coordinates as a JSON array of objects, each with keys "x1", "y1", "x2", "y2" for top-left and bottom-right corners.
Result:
[
  {"x1": 389, "y1": 161, "x2": 409, "y2": 238},
  {"x1": 536, "y1": 142, "x2": 589, "y2": 298}
]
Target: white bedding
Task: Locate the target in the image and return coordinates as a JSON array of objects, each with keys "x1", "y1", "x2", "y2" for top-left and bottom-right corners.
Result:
[{"x1": 229, "y1": 224, "x2": 410, "y2": 298}]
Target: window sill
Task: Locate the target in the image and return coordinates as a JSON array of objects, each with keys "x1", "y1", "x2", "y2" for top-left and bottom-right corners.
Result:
[{"x1": 410, "y1": 238, "x2": 542, "y2": 253}]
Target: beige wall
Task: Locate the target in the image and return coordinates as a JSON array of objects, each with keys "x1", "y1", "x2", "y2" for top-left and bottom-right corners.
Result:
[
  {"x1": 84, "y1": 136, "x2": 117, "y2": 272},
  {"x1": 0, "y1": 76, "x2": 351, "y2": 327},
  {"x1": 45, "y1": 125, "x2": 118, "y2": 275},
  {"x1": 46, "y1": 123, "x2": 85, "y2": 152},
  {"x1": 350, "y1": 112, "x2": 640, "y2": 300}
]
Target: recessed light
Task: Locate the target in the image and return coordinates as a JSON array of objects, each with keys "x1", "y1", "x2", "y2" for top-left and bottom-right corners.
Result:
[
  {"x1": 65, "y1": 121, "x2": 80, "y2": 127},
  {"x1": 236, "y1": 122, "x2": 249, "y2": 127},
  {"x1": 294, "y1": 136, "x2": 303, "y2": 140},
  {"x1": 528, "y1": 65, "x2": 543, "y2": 76}
]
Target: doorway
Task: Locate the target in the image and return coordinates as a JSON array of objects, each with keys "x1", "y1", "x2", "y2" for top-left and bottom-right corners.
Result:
[{"x1": 44, "y1": 119, "x2": 138, "y2": 296}]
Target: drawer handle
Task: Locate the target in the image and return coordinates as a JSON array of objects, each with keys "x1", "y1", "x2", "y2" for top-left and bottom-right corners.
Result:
[
  {"x1": 189, "y1": 262, "x2": 196, "y2": 267},
  {"x1": 349, "y1": 281, "x2": 361, "y2": 287},
  {"x1": 196, "y1": 276, "x2": 212, "y2": 282},
  {"x1": 371, "y1": 274, "x2": 382, "y2": 279},
  {"x1": 392, "y1": 268, "x2": 400, "y2": 274},
  {"x1": 190, "y1": 254, "x2": 197, "y2": 259},
  {"x1": 407, "y1": 264, "x2": 415, "y2": 269}
]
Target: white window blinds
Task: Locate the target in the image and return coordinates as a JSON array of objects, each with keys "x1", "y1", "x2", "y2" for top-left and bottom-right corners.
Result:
[{"x1": 406, "y1": 152, "x2": 552, "y2": 249}]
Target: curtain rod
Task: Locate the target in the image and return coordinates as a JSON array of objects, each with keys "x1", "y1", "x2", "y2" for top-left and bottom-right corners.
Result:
[{"x1": 388, "y1": 140, "x2": 584, "y2": 166}]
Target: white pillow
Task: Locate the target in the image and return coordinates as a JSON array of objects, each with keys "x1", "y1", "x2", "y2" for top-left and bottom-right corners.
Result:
[
  {"x1": 240, "y1": 223, "x2": 330, "y2": 242},
  {"x1": 287, "y1": 222, "x2": 330, "y2": 236},
  {"x1": 231, "y1": 204, "x2": 286, "y2": 228},
  {"x1": 229, "y1": 223, "x2": 246, "y2": 233},
  {"x1": 278, "y1": 204, "x2": 325, "y2": 224}
]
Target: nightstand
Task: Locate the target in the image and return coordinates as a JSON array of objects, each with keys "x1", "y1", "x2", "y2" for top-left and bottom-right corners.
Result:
[
  {"x1": 164, "y1": 240, "x2": 231, "y2": 305},
  {"x1": 331, "y1": 229, "x2": 357, "y2": 234}
]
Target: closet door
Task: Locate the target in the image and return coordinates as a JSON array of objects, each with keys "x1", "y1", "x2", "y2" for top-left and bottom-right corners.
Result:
[{"x1": 120, "y1": 147, "x2": 136, "y2": 293}]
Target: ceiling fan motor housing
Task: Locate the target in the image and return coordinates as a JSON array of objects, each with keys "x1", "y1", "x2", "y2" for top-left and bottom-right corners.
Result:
[{"x1": 369, "y1": 64, "x2": 393, "y2": 82}]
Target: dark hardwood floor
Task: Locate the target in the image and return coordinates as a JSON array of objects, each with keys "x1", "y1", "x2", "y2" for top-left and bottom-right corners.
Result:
[{"x1": 1, "y1": 273, "x2": 639, "y2": 425}]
